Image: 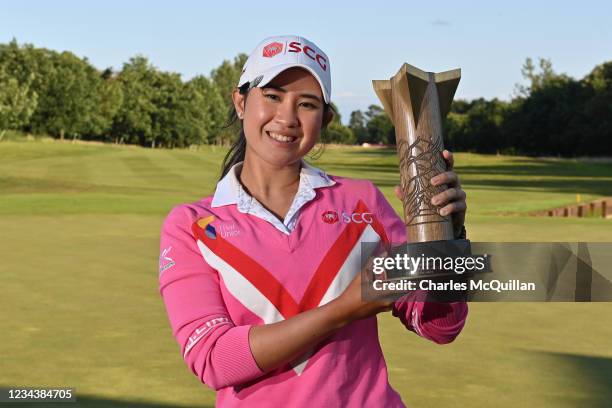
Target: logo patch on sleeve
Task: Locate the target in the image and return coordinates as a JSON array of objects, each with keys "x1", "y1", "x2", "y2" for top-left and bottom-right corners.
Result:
[{"x1": 159, "y1": 246, "x2": 176, "y2": 276}]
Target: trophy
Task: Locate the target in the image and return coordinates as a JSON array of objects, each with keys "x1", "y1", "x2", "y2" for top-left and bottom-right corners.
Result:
[{"x1": 372, "y1": 63, "x2": 471, "y2": 285}]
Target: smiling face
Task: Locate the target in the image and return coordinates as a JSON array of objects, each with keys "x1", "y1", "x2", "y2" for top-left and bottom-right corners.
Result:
[{"x1": 232, "y1": 67, "x2": 332, "y2": 168}]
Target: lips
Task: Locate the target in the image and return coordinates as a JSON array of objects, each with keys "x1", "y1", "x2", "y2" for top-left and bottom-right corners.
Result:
[{"x1": 266, "y1": 131, "x2": 298, "y2": 144}]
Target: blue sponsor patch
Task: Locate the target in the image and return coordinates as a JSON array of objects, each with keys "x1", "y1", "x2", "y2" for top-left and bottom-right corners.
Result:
[{"x1": 205, "y1": 224, "x2": 217, "y2": 239}]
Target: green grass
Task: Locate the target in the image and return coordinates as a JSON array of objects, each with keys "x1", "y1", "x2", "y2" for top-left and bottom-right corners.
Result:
[{"x1": 0, "y1": 139, "x2": 611, "y2": 407}]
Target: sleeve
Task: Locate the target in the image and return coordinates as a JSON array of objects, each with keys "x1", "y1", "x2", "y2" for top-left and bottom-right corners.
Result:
[
  {"x1": 158, "y1": 205, "x2": 265, "y2": 391},
  {"x1": 371, "y1": 183, "x2": 469, "y2": 344},
  {"x1": 391, "y1": 295, "x2": 468, "y2": 344}
]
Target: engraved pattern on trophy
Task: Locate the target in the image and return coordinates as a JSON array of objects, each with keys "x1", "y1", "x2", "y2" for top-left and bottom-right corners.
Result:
[
  {"x1": 403, "y1": 75, "x2": 450, "y2": 228},
  {"x1": 400, "y1": 135, "x2": 446, "y2": 226}
]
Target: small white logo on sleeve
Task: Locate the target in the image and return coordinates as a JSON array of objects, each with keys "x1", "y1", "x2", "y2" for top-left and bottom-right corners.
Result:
[
  {"x1": 184, "y1": 317, "x2": 232, "y2": 357},
  {"x1": 159, "y1": 246, "x2": 176, "y2": 276}
]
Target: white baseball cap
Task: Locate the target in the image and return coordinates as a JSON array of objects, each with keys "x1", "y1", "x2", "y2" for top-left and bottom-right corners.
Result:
[{"x1": 237, "y1": 35, "x2": 332, "y2": 103}]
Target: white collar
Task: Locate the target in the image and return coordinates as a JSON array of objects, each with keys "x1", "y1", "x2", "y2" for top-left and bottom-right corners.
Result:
[{"x1": 211, "y1": 159, "x2": 336, "y2": 208}]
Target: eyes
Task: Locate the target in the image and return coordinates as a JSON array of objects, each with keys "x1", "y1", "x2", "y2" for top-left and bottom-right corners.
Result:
[{"x1": 262, "y1": 91, "x2": 320, "y2": 110}]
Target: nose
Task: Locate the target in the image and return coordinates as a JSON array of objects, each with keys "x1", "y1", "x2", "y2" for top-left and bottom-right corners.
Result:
[{"x1": 274, "y1": 98, "x2": 299, "y2": 128}]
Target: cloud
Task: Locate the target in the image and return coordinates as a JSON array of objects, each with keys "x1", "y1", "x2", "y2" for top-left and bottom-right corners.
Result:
[{"x1": 431, "y1": 19, "x2": 451, "y2": 27}]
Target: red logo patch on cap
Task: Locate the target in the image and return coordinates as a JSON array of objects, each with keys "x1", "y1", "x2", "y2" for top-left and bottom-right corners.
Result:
[
  {"x1": 321, "y1": 210, "x2": 339, "y2": 224},
  {"x1": 263, "y1": 42, "x2": 283, "y2": 58}
]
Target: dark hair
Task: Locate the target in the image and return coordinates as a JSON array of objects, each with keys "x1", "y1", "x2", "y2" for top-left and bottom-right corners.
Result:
[{"x1": 219, "y1": 82, "x2": 334, "y2": 180}]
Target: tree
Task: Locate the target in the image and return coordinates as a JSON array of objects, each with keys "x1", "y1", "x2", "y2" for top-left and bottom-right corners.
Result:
[
  {"x1": 322, "y1": 122, "x2": 355, "y2": 144},
  {"x1": 110, "y1": 56, "x2": 157, "y2": 145},
  {"x1": 579, "y1": 62, "x2": 612, "y2": 155},
  {"x1": 476, "y1": 99, "x2": 507, "y2": 152},
  {"x1": 208, "y1": 54, "x2": 248, "y2": 145},
  {"x1": 348, "y1": 110, "x2": 368, "y2": 144},
  {"x1": 444, "y1": 106, "x2": 469, "y2": 150},
  {"x1": 320, "y1": 102, "x2": 354, "y2": 144},
  {"x1": 86, "y1": 68, "x2": 123, "y2": 141},
  {"x1": 149, "y1": 69, "x2": 186, "y2": 148},
  {"x1": 0, "y1": 40, "x2": 53, "y2": 135},
  {"x1": 364, "y1": 104, "x2": 394, "y2": 144},
  {"x1": 514, "y1": 57, "x2": 571, "y2": 97},
  {"x1": 210, "y1": 54, "x2": 248, "y2": 112},
  {"x1": 504, "y1": 71, "x2": 585, "y2": 156},
  {"x1": 24, "y1": 50, "x2": 103, "y2": 140},
  {"x1": 0, "y1": 65, "x2": 37, "y2": 139},
  {"x1": 185, "y1": 75, "x2": 226, "y2": 144}
]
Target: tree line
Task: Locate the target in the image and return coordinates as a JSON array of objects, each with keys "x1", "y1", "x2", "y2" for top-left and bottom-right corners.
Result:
[
  {"x1": 0, "y1": 39, "x2": 241, "y2": 147},
  {"x1": 443, "y1": 58, "x2": 612, "y2": 156},
  {"x1": 347, "y1": 58, "x2": 612, "y2": 156},
  {"x1": 1, "y1": 40, "x2": 610, "y2": 156}
]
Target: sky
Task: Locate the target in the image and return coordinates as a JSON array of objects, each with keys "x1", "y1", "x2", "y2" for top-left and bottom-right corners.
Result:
[{"x1": 1, "y1": 1, "x2": 611, "y2": 122}]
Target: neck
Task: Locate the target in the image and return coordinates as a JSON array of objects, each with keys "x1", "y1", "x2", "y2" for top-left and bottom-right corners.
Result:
[{"x1": 238, "y1": 154, "x2": 302, "y2": 200}]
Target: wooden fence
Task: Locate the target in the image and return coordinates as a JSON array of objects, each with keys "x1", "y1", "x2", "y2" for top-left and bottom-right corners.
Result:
[{"x1": 532, "y1": 197, "x2": 612, "y2": 218}]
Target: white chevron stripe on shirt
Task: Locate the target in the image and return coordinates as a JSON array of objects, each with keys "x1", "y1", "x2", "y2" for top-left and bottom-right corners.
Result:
[{"x1": 195, "y1": 224, "x2": 383, "y2": 375}]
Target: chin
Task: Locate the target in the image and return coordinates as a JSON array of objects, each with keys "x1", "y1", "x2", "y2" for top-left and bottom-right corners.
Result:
[
  {"x1": 247, "y1": 143, "x2": 313, "y2": 168},
  {"x1": 262, "y1": 155, "x2": 302, "y2": 168}
]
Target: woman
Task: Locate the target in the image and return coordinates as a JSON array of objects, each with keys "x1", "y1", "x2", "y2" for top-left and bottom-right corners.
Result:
[{"x1": 159, "y1": 35, "x2": 468, "y2": 407}]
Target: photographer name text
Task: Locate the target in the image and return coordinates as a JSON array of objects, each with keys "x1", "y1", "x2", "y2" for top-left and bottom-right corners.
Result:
[{"x1": 373, "y1": 279, "x2": 536, "y2": 293}]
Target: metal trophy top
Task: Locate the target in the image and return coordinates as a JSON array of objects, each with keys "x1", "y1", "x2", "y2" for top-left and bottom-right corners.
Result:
[{"x1": 373, "y1": 63, "x2": 461, "y2": 243}]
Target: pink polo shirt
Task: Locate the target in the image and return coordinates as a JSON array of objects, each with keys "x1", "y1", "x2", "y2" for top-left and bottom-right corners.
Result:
[{"x1": 158, "y1": 161, "x2": 468, "y2": 407}]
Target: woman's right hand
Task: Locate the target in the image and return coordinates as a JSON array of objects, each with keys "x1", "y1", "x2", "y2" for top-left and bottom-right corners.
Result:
[{"x1": 248, "y1": 254, "x2": 396, "y2": 373}]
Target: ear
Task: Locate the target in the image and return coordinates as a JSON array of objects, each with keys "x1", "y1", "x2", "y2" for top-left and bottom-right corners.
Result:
[
  {"x1": 322, "y1": 108, "x2": 334, "y2": 129},
  {"x1": 232, "y1": 88, "x2": 246, "y2": 118}
]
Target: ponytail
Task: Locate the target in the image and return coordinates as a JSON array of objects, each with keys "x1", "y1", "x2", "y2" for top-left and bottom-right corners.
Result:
[
  {"x1": 220, "y1": 129, "x2": 247, "y2": 179},
  {"x1": 220, "y1": 83, "x2": 250, "y2": 180}
]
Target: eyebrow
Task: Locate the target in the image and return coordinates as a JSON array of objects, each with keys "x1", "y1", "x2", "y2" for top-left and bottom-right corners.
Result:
[{"x1": 262, "y1": 84, "x2": 322, "y2": 103}]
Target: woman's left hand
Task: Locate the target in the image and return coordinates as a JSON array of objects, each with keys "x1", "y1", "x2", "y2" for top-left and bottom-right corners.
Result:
[{"x1": 393, "y1": 149, "x2": 466, "y2": 238}]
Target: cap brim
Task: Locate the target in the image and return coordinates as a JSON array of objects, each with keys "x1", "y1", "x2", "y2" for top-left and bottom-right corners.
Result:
[{"x1": 253, "y1": 63, "x2": 330, "y2": 104}]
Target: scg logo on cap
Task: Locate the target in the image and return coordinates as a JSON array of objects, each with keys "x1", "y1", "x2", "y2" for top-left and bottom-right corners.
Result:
[
  {"x1": 263, "y1": 42, "x2": 284, "y2": 58},
  {"x1": 238, "y1": 35, "x2": 331, "y2": 104},
  {"x1": 288, "y1": 41, "x2": 327, "y2": 71}
]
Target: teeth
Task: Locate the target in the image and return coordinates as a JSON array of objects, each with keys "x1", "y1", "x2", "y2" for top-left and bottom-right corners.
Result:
[{"x1": 268, "y1": 132, "x2": 296, "y2": 143}]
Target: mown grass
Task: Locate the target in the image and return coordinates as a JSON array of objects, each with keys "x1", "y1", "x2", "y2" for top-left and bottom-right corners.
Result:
[{"x1": 0, "y1": 139, "x2": 611, "y2": 407}]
